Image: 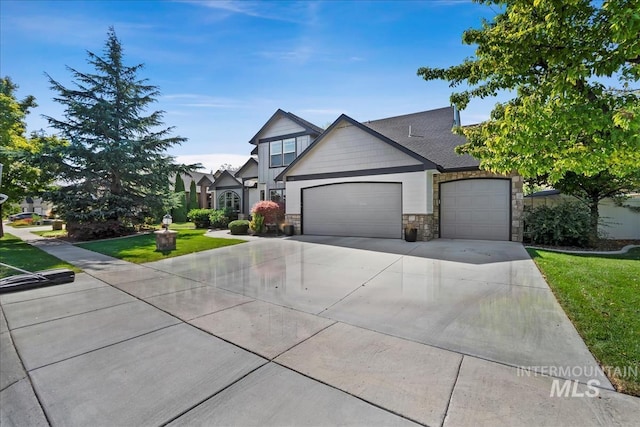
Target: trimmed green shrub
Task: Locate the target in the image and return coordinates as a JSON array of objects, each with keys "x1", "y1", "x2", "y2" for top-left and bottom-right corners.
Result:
[
  {"x1": 524, "y1": 202, "x2": 591, "y2": 247},
  {"x1": 249, "y1": 213, "x2": 265, "y2": 234},
  {"x1": 229, "y1": 220, "x2": 250, "y2": 235},
  {"x1": 172, "y1": 175, "x2": 188, "y2": 222},
  {"x1": 66, "y1": 220, "x2": 132, "y2": 241},
  {"x1": 224, "y1": 206, "x2": 238, "y2": 222},
  {"x1": 188, "y1": 180, "x2": 198, "y2": 212},
  {"x1": 209, "y1": 209, "x2": 229, "y2": 229},
  {"x1": 187, "y1": 209, "x2": 213, "y2": 228}
]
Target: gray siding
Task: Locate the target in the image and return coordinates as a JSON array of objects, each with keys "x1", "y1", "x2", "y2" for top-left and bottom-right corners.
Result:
[
  {"x1": 212, "y1": 173, "x2": 241, "y2": 188},
  {"x1": 287, "y1": 120, "x2": 421, "y2": 177},
  {"x1": 296, "y1": 134, "x2": 312, "y2": 155},
  {"x1": 236, "y1": 161, "x2": 259, "y2": 179},
  {"x1": 258, "y1": 134, "x2": 313, "y2": 192},
  {"x1": 260, "y1": 116, "x2": 305, "y2": 139},
  {"x1": 258, "y1": 143, "x2": 285, "y2": 191}
]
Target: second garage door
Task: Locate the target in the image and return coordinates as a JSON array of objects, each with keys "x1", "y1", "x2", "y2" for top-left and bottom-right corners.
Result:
[
  {"x1": 440, "y1": 179, "x2": 510, "y2": 240},
  {"x1": 302, "y1": 182, "x2": 402, "y2": 238}
]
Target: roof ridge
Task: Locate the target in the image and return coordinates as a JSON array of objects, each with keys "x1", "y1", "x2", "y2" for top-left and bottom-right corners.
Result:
[{"x1": 365, "y1": 106, "x2": 453, "y2": 124}]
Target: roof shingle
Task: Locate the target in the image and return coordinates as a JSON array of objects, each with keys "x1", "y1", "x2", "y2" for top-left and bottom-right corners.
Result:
[{"x1": 363, "y1": 106, "x2": 479, "y2": 171}]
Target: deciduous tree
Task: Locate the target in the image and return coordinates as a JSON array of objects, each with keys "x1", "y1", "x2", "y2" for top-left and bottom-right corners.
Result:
[
  {"x1": 418, "y1": 0, "x2": 640, "y2": 241},
  {"x1": 0, "y1": 77, "x2": 64, "y2": 237}
]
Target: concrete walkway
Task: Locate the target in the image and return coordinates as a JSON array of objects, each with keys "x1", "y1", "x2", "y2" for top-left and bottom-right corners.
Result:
[{"x1": 1, "y1": 226, "x2": 638, "y2": 426}]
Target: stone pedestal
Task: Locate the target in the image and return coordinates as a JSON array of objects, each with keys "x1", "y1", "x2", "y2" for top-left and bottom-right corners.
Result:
[
  {"x1": 52, "y1": 220, "x2": 64, "y2": 231},
  {"x1": 155, "y1": 230, "x2": 177, "y2": 251}
]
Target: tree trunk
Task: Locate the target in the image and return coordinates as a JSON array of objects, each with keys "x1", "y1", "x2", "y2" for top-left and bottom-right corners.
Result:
[
  {"x1": 588, "y1": 196, "x2": 600, "y2": 246},
  {"x1": 0, "y1": 203, "x2": 4, "y2": 238}
]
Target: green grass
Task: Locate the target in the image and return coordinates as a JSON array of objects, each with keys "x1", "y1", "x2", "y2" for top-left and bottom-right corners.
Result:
[
  {"x1": 528, "y1": 247, "x2": 640, "y2": 396},
  {"x1": 76, "y1": 229, "x2": 245, "y2": 263},
  {"x1": 0, "y1": 233, "x2": 81, "y2": 278},
  {"x1": 166, "y1": 222, "x2": 196, "y2": 230}
]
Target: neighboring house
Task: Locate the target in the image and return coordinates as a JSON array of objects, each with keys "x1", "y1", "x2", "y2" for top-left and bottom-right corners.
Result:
[
  {"x1": 18, "y1": 197, "x2": 53, "y2": 216},
  {"x1": 525, "y1": 190, "x2": 640, "y2": 239},
  {"x1": 173, "y1": 171, "x2": 216, "y2": 210},
  {"x1": 247, "y1": 106, "x2": 524, "y2": 242}
]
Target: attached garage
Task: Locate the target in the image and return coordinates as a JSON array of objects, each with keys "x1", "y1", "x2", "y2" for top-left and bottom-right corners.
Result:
[
  {"x1": 440, "y1": 178, "x2": 511, "y2": 241},
  {"x1": 302, "y1": 182, "x2": 402, "y2": 238}
]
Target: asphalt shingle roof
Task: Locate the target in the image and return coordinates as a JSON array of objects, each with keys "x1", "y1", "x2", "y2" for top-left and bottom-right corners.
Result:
[{"x1": 363, "y1": 106, "x2": 479, "y2": 171}]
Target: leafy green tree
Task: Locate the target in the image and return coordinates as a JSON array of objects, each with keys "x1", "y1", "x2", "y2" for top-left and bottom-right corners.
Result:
[
  {"x1": 188, "y1": 179, "x2": 198, "y2": 211},
  {"x1": 172, "y1": 174, "x2": 187, "y2": 222},
  {"x1": 42, "y1": 28, "x2": 198, "y2": 238},
  {"x1": 418, "y1": 0, "x2": 640, "y2": 241},
  {"x1": 530, "y1": 171, "x2": 640, "y2": 239},
  {"x1": 0, "y1": 77, "x2": 64, "y2": 237}
]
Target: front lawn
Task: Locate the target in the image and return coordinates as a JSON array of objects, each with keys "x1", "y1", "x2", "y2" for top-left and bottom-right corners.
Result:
[
  {"x1": 528, "y1": 248, "x2": 640, "y2": 396},
  {"x1": 76, "y1": 229, "x2": 245, "y2": 263},
  {"x1": 0, "y1": 234, "x2": 81, "y2": 278}
]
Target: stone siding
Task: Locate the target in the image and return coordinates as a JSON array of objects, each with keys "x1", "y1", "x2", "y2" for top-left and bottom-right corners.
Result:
[
  {"x1": 402, "y1": 214, "x2": 434, "y2": 241},
  {"x1": 285, "y1": 214, "x2": 301, "y2": 235},
  {"x1": 433, "y1": 171, "x2": 524, "y2": 242}
]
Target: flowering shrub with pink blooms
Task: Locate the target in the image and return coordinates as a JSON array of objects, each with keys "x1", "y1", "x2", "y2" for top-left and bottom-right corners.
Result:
[{"x1": 251, "y1": 200, "x2": 284, "y2": 225}]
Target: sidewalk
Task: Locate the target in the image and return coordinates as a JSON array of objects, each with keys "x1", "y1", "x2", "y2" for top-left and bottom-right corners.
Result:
[{"x1": 1, "y1": 226, "x2": 639, "y2": 426}]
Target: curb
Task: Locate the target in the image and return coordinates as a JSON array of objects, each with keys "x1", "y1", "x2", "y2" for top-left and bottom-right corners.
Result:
[{"x1": 525, "y1": 244, "x2": 640, "y2": 255}]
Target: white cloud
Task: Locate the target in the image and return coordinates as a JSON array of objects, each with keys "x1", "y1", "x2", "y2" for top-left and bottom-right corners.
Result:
[
  {"x1": 175, "y1": 153, "x2": 251, "y2": 173},
  {"x1": 178, "y1": 0, "x2": 309, "y2": 24}
]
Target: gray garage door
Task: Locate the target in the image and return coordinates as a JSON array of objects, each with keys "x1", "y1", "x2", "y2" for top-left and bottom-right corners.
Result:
[
  {"x1": 440, "y1": 179, "x2": 510, "y2": 240},
  {"x1": 302, "y1": 182, "x2": 402, "y2": 238}
]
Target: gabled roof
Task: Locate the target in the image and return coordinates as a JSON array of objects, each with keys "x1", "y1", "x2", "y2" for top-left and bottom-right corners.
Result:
[
  {"x1": 363, "y1": 106, "x2": 479, "y2": 171},
  {"x1": 248, "y1": 109, "x2": 323, "y2": 145},
  {"x1": 196, "y1": 175, "x2": 213, "y2": 187},
  {"x1": 208, "y1": 169, "x2": 242, "y2": 190},
  {"x1": 275, "y1": 114, "x2": 438, "y2": 181},
  {"x1": 235, "y1": 157, "x2": 258, "y2": 179}
]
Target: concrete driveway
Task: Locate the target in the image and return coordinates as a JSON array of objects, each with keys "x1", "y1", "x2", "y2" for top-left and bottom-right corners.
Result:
[{"x1": 1, "y1": 230, "x2": 638, "y2": 426}]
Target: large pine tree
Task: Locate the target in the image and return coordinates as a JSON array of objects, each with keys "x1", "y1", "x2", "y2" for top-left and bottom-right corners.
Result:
[{"x1": 44, "y1": 28, "x2": 197, "y2": 238}]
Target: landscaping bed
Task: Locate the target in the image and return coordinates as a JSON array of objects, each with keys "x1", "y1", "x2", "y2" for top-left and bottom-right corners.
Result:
[{"x1": 528, "y1": 247, "x2": 640, "y2": 396}]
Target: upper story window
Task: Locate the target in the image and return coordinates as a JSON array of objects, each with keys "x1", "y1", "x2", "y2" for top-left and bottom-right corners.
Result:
[{"x1": 270, "y1": 138, "x2": 296, "y2": 167}]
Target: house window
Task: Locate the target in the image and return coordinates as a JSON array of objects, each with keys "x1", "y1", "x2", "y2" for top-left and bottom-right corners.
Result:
[
  {"x1": 260, "y1": 190, "x2": 265, "y2": 201},
  {"x1": 270, "y1": 138, "x2": 296, "y2": 167},
  {"x1": 218, "y1": 190, "x2": 240, "y2": 212},
  {"x1": 270, "y1": 189, "x2": 285, "y2": 204}
]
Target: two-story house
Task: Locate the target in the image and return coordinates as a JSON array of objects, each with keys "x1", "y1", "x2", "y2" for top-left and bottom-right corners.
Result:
[
  {"x1": 248, "y1": 109, "x2": 324, "y2": 205},
  {"x1": 245, "y1": 106, "x2": 524, "y2": 242}
]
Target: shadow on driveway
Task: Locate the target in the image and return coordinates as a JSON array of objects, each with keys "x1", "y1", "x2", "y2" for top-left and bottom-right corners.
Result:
[{"x1": 286, "y1": 235, "x2": 531, "y2": 264}]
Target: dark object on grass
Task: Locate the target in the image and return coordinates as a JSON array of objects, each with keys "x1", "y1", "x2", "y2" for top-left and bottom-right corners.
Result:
[{"x1": 0, "y1": 263, "x2": 75, "y2": 293}]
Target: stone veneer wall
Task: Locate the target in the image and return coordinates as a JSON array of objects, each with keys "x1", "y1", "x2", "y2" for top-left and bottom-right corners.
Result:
[
  {"x1": 285, "y1": 214, "x2": 301, "y2": 235},
  {"x1": 402, "y1": 214, "x2": 434, "y2": 241},
  {"x1": 432, "y1": 171, "x2": 524, "y2": 242}
]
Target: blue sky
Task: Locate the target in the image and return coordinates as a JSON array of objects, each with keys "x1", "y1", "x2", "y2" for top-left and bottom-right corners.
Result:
[{"x1": 1, "y1": 0, "x2": 506, "y2": 172}]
